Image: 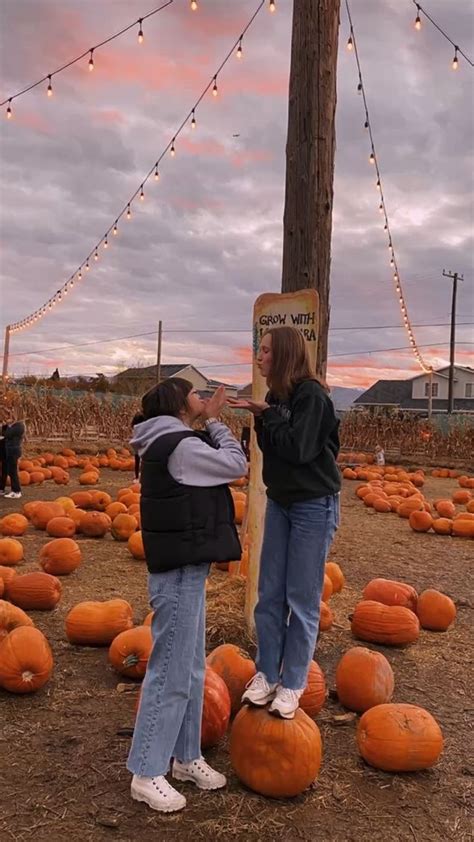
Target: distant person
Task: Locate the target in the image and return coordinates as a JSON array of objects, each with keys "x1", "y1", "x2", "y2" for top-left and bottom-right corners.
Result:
[
  {"x1": 375, "y1": 444, "x2": 385, "y2": 467},
  {"x1": 51, "y1": 368, "x2": 60, "y2": 381},
  {"x1": 131, "y1": 412, "x2": 145, "y2": 479},
  {"x1": 0, "y1": 408, "x2": 26, "y2": 499}
]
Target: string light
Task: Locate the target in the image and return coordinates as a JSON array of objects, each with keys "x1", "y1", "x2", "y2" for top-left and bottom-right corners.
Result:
[
  {"x1": 7, "y1": 0, "x2": 269, "y2": 334},
  {"x1": 414, "y1": 5, "x2": 421, "y2": 30},
  {"x1": 138, "y1": 20, "x2": 144, "y2": 43},
  {"x1": 237, "y1": 37, "x2": 243, "y2": 59},
  {"x1": 88, "y1": 49, "x2": 94, "y2": 72},
  {"x1": 410, "y1": 1, "x2": 473, "y2": 69},
  {"x1": 47, "y1": 76, "x2": 53, "y2": 97},
  {"x1": 212, "y1": 76, "x2": 218, "y2": 97},
  {"x1": 452, "y1": 48, "x2": 459, "y2": 70},
  {"x1": 269, "y1": 0, "x2": 276, "y2": 11},
  {"x1": 6, "y1": 99, "x2": 12, "y2": 119},
  {"x1": 190, "y1": 0, "x2": 198, "y2": 9},
  {"x1": 369, "y1": 150, "x2": 375, "y2": 164},
  {"x1": 347, "y1": 34, "x2": 353, "y2": 50},
  {"x1": 191, "y1": 110, "x2": 196, "y2": 129}
]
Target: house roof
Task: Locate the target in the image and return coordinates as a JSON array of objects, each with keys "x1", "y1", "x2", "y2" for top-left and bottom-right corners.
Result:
[
  {"x1": 410, "y1": 365, "x2": 474, "y2": 382},
  {"x1": 354, "y1": 379, "x2": 412, "y2": 406},
  {"x1": 115, "y1": 363, "x2": 194, "y2": 380},
  {"x1": 207, "y1": 378, "x2": 237, "y2": 390}
]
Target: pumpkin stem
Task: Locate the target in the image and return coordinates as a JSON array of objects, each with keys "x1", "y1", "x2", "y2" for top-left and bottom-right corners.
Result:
[{"x1": 21, "y1": 670, "x2": 34, "y2": 683}]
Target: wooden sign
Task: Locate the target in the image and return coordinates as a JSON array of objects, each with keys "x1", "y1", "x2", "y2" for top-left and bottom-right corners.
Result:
[{"x1": 245, "y1": 289, "x2": 319, "y2": 629}]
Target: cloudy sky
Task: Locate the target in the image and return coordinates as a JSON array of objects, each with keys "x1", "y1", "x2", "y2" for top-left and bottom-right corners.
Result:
[{"x1": 0, "y1": 0, "x2": 473, "y2": 389}]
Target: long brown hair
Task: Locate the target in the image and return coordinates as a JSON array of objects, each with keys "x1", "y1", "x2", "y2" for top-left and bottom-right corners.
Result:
[{"x1": 263, "y1": 326, "x2": 327, "y2": 399}]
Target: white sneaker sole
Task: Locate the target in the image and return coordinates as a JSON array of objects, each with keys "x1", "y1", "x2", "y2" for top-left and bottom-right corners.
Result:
[
  {"x1": 269, "y1": 706, "x2": 297, "y2": 720},
  {"x1": 131, "y1": 786, "x2": 186, "y2": 813},
  {"x1": 172, "y1": 769, "x2": 226, "y2": 790},
  {"x1": 241, "y1": 691, "x2": 277, "y2": 707}
]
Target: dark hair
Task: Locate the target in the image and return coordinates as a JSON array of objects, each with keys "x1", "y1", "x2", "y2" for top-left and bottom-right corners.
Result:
[
  {"x1": 141, "y1": 378, "x2": 193, "y2": 420},
  {"x1": 263, "y1": 326, "x2": 328, "y2": 399},
  {"x1": 131, "y1": 412, "x2": 145, "y2": 428}
]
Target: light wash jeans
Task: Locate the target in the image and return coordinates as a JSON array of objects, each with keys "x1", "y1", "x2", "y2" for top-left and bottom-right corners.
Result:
[
  {"x1": 255, "y1": 494, "x2": 339, "y2": 690},
  {"x1": 127, "y1": 563, "x2": 209, "y2": 777}
]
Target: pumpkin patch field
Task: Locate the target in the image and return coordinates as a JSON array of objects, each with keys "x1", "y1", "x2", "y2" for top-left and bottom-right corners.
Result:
[{"x1": 0, "y1": 465, "x2": 472, "y2": 842}]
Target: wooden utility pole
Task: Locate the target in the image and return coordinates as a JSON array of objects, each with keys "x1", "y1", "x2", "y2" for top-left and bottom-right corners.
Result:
[
  {"x1": 155, "y1": 320, "x2": 163, "y2": 384},
  {"x1": 2, "y1": 325, "x2": 11, "y2": 384},
  {"x1": 442, "y1": 270, "x2": 463, "y2": 414},
  {"x1": 281, "y1": 0, "x2": 340, "y2": 376}
]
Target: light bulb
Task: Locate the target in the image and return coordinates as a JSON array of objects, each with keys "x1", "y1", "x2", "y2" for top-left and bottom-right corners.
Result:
[
  {"x1": 269, "y1": 0, "x2": 276, "y2": 11},
  {"x1": 6, "y1": 100, "x2": 12, "y2": 119},
  {"x1": 86, "y1": 261, "x2": 90, "y2": 270},
  {"x1": 191, "y1": 110, "x2": 196, "y2": 129},
  {"x1": 237, "y1": 38, "x2": 243, "y2": 59},
  {"x1": 89, "y1": 50, "x2": 94, "y2": 71},
  {"x1": 127, "y1": 204, "x2": 131, "y2": 219},
  {"x1": 384, "y1": 222, "x2": 388, "y2": 230},
  {"x1": 70, "y1": 279, "x2": 74, "y2": 287},
  {"x1": 170, "y1": 139, "x2": 176, "y2": 156},
  {"x1": 369, "y1": 151, "x2": 375, "y2": 164},
  {"x1": 364, "y1": 120, "x2": 369, "y2": 129},
  {"x1": 138, "y1": 21, "x2": 144, "y2": 43},
  {"x1": 154, "y1": 166, "x2": 160, "y2": 181},
  {"x1": 47, "y1": 75, "x2": 53, "y2": 97},
  {"x1": 113, "y1": 222, "x2": 118, "y2": 234},
  {"x1": 452, "y1": 49, "x2": 458, "y2": 70},
  {"x1": 94, "y1": 250, "x2": 99, "y2": 261},
  {"x1": 190, "y1": 0, "x2": 197, "y2": 9},
  {"x1": 347, "y1": 35, "x2": 353, "y2": 51},
  {"x1": 104, "y1": 237, "x2": 108, "y2": 248},
  {"x1": 140, "y1": 185, "x2": 145, "y2": 201},
  {"x1": 357, "y1": 82, "x2": 362, "y2": 93},
  {"x1": 64, "y1": 286, "x2": 68, "y2": 295},
  {"x1": 379, "y1": 203, "x2": 383, "y2": 213},
  {"x1": 212, "y1": 77, "x2": 218, "y2": 97},
  {"x1": 415, "y1": 6, "x2": 421, "y2": 30},
  {"x1": 390, "y1": 257, "x2": 395, "y2": 266}
]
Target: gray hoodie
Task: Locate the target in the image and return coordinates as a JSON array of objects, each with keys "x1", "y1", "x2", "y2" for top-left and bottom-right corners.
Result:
[{"x1": 130, "y1": 416, "x2": 247, "y2": 487}]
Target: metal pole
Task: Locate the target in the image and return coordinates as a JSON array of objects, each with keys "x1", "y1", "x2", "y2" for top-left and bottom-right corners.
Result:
[
  {"x1": 428, "y1": 368, "x2": 433, "y2": 419},
  {"x1": 2, "y1": 325, "x2": 11, "y2": 384},
  {"x1": 447, "y1": 273, "x2": 457, "y2": 414},
  {"x1": 156, "y1": 320, "x2": 162, "y2": 385}
]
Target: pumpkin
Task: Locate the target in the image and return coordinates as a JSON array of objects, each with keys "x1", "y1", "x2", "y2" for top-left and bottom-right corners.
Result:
[
  {"x1": 79, "y1": 471, "x2": 99, "y2": 485},
  {"x1": 466, "y1": 500, "x2": 474, "y2": 514},
  {"x1": 434, "y1": 500, "x2": 456, "y2": 519},
  {"x1": 432, "y1": 517, "x2": 452, "y2": 535},
  {"x1": 319, "y1": 601, "x2": 333, "y2": 631},
  {"x1": 234, "y1": 499, "x2": 245, "y2": 525},
  {"x1": 106, "y1": 501, "x2": 128, "y2": 520},
  {"x1": 201, "y1": 666, "x2": 232, "y2": 748},
  {"x1": 6, "y1": 571, "x2": 62, "y2": 610},
  {"x1": 416, "y1": 589, "x2": 456, "y2": 631},
  {"x1": 362, "y1": 578, "x2": 418, "y2": 613},
  {"x1": 0, "y1": 626, "x2": 53, "y2": 693},
  {"x1": 68, "y1": 507, "x2": 86, "y2": 532},
  {"x1": 206, "y1": 644, "x2": 256, "y2": 716},
  {"x1": 230, "y1": 706, "x2": 322, "y2": 798},
  {"x1": 299, "y1": 661, "x2": 326, "y2": 717},
  {"x1": 373, "y1": 498, "x2": 392, "y2": 513},
  {"x1": 108, "y1": 625, "x2": 152, "y2": 679},
  {"x1": 142, "y1": 610, "x2": 153, "y2": 626},
  {"x1": 397, "y1": 499, "x2": 424, "y2": 518},
  {"x1": 0, "y1": 513, "x2": 29, "y2": 537},
  {"x1": 80, "y1": 511, "x2": 110, "y2": 538},
  {"x1": 409, "y1": 510, "x2": 433, "y2": 533},
  {"x1": 53, "y1": 454, "x2": 69, "y2": 469},
  {"x1": 30, "y1": 502, "x2": 66, "y2": 530},
  {"x1": 90, "y1": 490, "x2": 112, "y2": 511},
  {"x1": 0, "y1": 599, "x2": 34, "y2": 634},
  {"x1": 452, "y1": 489, "x2": 471, "y2": 505},
  {"x1": 52, "y1": 468, "x2": 69, "y2": 485},
  {"x1": 39, "y1": 538, "x2": 82, "y2": 575},
  {"x1": 70, "y1": 491, "x2": 94, "y2": 509},
  {"x1": 0, "y1": 537, "x2": 24, "y2": 566},
  {"x1": 46, "y1": 516, "x2": 76, "y2": 538},
  {"x1": 351, "y1": 600, "x2": 420, "y2": 646},
  {"x1": 322, "y1": 574, "x2": 333, "y2": 602},
  {"x1": 111, "y1": 513, "x2": 138, "y2": 541},
  {"x1": 65, "y1": 598, "x2": 133, "y2": 646},
  {"x1": 335, "y1": 646, "x2": 394, "y2": 712},
  {"x1": 452, "y1": 518, "x2": 474, "y2": 538},
  {"x1": 325, "y1": 562, "x2": 344, "y2": 593},
  {"x1": 54, "y1": 496, "x2": 76, "y2": 513},
  {"x1": 357, "y1": 703, "x2": 443, "y2": 772},
  {"x1": 0, "y1": 566, "x2": 17, "y2": 587},
  {"x1": 127, "y1": 530, "x2": 145, "y2": 560}
]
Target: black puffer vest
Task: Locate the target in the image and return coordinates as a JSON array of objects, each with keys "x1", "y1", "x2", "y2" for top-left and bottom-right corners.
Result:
[{"x1": 140, "y1": 430, "x2": 241, "y2": 574}]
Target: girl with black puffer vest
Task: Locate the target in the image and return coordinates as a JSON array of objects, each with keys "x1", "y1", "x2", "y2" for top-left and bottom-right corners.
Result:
[
  {"x1": 0, "y1": 408, "x2": 26, "y2": 499},
  {"x1": 127, "y1": 378, "x2": 247, "y2": 814}
]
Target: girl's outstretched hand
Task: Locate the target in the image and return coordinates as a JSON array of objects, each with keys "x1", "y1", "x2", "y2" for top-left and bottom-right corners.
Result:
[{"x1": 227, "y1": 397, "x2": 269, "y2": 416}]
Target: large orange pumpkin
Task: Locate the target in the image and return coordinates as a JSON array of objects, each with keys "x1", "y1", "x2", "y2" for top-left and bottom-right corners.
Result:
[
  {"x1": 206, "y1": 644, "x2": 256, "y2": 716},
  {"x1": 65, "y1": 598, "x2": 133, "y2": 646},
  {"x1": 6, "y1": 572, "x2": 62, "y2": 610},
  {"x1": 299, "y1": 660, "x2": 326, "y2": 717},
  {"x1": 31, "y1": 502, "x2": 66, "y2": 530},
  {"x1": 452, "y1": 518, "x2": 474, "y2": 539},
  {"x1": 108, "y1": 625, "x2": 152, "y2": 679},
  {"x1": 39, "y1": 538, "x2": 82, "y2": 576},
  {"x1": 416, "y1": 589, "x2": 456, "y2": 631},
  {"x1": 90, "y1": 490, "x2": 112, "y2": 511},
  {"x1": 336, "y1": 646, "x2": 394, "y2": 712},
  {"x1": 230, "y1": 706, "x2": 322, "y2": 797},
  {"x1": 201, "y1": 666, "x2": 232, "y2": 749},
  {"x1": 46, "y1": 516, "x2": 76, "y2": 538},
  {"x1": 357, "y1": 703, "x2": 443, "y2": 772},
  {"x1": 351, "y1": 600, "x2": 420, "y2": 646},
  {"x1": 362, "y1": 578, "x2": 418, "y2": 613},
  {"x1": 409, "y1": 510, "x2": 433, "y2": 533},
  {"x1": 80, "y1": 511, "x2": 110, "y2": 538},
  {"x1": 0, "y1": 599, "x2": 34, "y2": 634},
  {"x1": 127, "y1": 531, "x2": 145, "y2": 560},
  {"x1": 0, "y1": 537, "x2": 24, "y2": 566},
  {"x1": 111, "y1": 513, "x2": 138, "y2": 541},
  {"x1": 0, "y1": 513, "x2": 29, "y2": 537},
  {"x1": 0, "y1": 626, "x2": 53, "y2": 693},
  {"x1": 70, "y1": 491, "x2": 94, "y2": 509}
]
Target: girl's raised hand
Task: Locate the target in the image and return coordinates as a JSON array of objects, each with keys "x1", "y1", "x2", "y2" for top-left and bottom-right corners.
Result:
[{"x1": 227, "y1": 397, "x2": 269, "y2": 416}]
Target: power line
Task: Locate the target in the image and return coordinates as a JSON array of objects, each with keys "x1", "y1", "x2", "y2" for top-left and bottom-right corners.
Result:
[
  {"x1": 412, "y1": 1, "x2": 474, "y2": 68},
  {"x1": 1, "y1": 1, "x2": 175, "y2": 110}
]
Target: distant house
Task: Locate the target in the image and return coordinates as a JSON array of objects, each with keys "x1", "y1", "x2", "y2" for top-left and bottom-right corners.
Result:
[
  {"x1": 238, "y1": 383, "x2": 253, "y2": 399},
  {"x1": 114, "y1": 363, "x2": 237, "y2": 397},
  {"x1": 354, "y1": 366, "x2": 474, "y2": 414}
]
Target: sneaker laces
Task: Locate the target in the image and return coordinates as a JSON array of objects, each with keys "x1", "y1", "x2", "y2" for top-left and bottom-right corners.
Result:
[
  {"x1": 245, "y1": 671, "x2": 269, "y2": 691},
  {"x1": 276, "y1": 687, "x2": 301, "y2": 705}
]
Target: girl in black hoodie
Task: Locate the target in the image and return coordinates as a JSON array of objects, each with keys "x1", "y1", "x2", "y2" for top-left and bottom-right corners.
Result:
[{"x1": 0, "y1": 408, "x2": 25, "y2": 499}]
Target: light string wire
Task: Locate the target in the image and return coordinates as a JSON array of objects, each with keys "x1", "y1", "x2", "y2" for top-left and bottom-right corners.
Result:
[
  {"x1": 345, "y1": 0, "x2": 433, "y2": 373},
  {"x1": 8, "y1": 0, "x2": 268, "y2": 334},
  {"x1": 411, "y1": 1, "x2": 473, "y2": 68}
]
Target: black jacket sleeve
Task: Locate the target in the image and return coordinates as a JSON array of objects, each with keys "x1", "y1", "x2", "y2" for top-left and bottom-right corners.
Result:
[
  {"x1": 4, "y1": 422, "x2": 25, "y2": 441},
  {"x1": 260, "y1": 384, "x2": 330, "y2": 465}
]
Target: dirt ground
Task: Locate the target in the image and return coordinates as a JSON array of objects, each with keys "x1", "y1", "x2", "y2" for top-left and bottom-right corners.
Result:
[{"x1": 1, "y1": 468, "x2": 473, "y2": 842}]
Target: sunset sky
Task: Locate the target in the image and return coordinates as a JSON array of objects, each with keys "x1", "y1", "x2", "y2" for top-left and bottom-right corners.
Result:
[{"x1": 1, "y1": 0, "x2": 473, "y2": 389}]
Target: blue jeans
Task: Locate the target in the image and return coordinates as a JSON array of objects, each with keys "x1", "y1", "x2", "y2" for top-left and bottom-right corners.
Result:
[
  {"x1": 255, "y1": 495, "x2": 339, "y2": 690},
  {"x1": 127, "y1": 563, "x2": 209, "y2": 777}
]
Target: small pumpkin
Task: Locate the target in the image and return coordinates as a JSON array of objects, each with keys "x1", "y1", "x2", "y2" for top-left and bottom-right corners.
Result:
[
  {"x1": 80, "y1": 511, "x2": 110, "y2": 538},
  {"x1": 0, "y1": 626, "x2": 53, "y2": 693},
  {"x1": 416, "y1": 589, "x2": 456, "y2": 631},
  {"x1": 351, "y1": 600, "x2": 420, "y2": 646},
  {"x1": 201, "y1": 666, "x2": 232, "y2": 749},
  {"x1": 452, "y1": 518, "x2": 474, "y2": 539},
  {"x1": 0, "y1": 566, "x2": 17, "y2": 587},
  {"x1": 0, "y1": 537, "x2": 24, "y2": 566},
  {"x1": 46, "y1": 516, "x2": 76, "y2": 538},
  {"x1": 108, "y1": 625, "x2": 153, "y2": 679},
  {"x1": 336, "y1": 646, "x2": 394, "y2": 712},
  {"x1": 409, "y1": 510, "x2": 433, "y2": 533},
  {"x1": 452, "y1": 489, "x2": 471, "y2": 505},
  {"x1": 90, "y1": 490, "x2": 112, "y2": 511},
  {"x1": 362, "y1": 578, "x2": 418, "y2": 613},
  {"x1": 319, "y1": 600, "x2": 334, "y2": 631},
  {"x1": 106, "y1": 501, "x2": 128, "y2": 520},
  {"x1": 65, "y1": 598, "x2": 134, "y2": 646},
  {"x1": 6, "y1": 571, "x2": 62, "y2": 611},
  {"x1": 357, "y1": 703, "x2": 443, "y2": 772},
  {"x1": 325, "y1": 562, "x2": 344, "y2": 593},
  {"x1": 0, "y1": 599, "x2": 34, "y2": 634},
  {"x1": 206, "y1": 644, "x2": 256, "y2": 716},
  {"x1": 39, "y1": 538, "x2": 82, "y2": 576},
  {"x1": 230, "y1": 705, "x2": 322, "y2": 798},
  {"x1": 322, "y1": 574, "x2": 333, "y2": 602},
  {"x1": 79, "y1": 471, "x2": 99, "y2": 486},
  {"x1": 434, "y1": 500, "x2": 456, "y2": 519},
  {"x1": 127, "y1": 530, "x2": 145, "y2": 560},
  {"x1": 111, "y1": 513, "x2": 138, "y2": 541},
  {"x1": 299, "y1": 660, "x2": 326, "y2": 717},
  {"x1": 432, "y1": 517, "x2": 452, "y2": 535},
  {"x1": 0, "y1": 513, "x2": 29, "y2": 537},
  {"x1": 70, "y1": 491, "x2": 94, "y2": 509},
  {"x1": 31, "y1": 502, "x2": 66, "y2": 530}
]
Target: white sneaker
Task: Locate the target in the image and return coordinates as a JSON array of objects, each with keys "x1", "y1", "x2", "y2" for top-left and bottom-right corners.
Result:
[
  {"x1": 131, "y1": 774, "x2": 186, "y2": 812},
  {"x1": 269, "y1": 686, "x2": 304, "y2": 720},
  {"x1": 173, "y1": 756, "x2": 226, "y2": 790},
  {"x1": 241, "y1": 671, "x2": 278, "y2": 707},
  {"x1": 4, "y1": 491, "x2": 22, "y2": 499}
]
